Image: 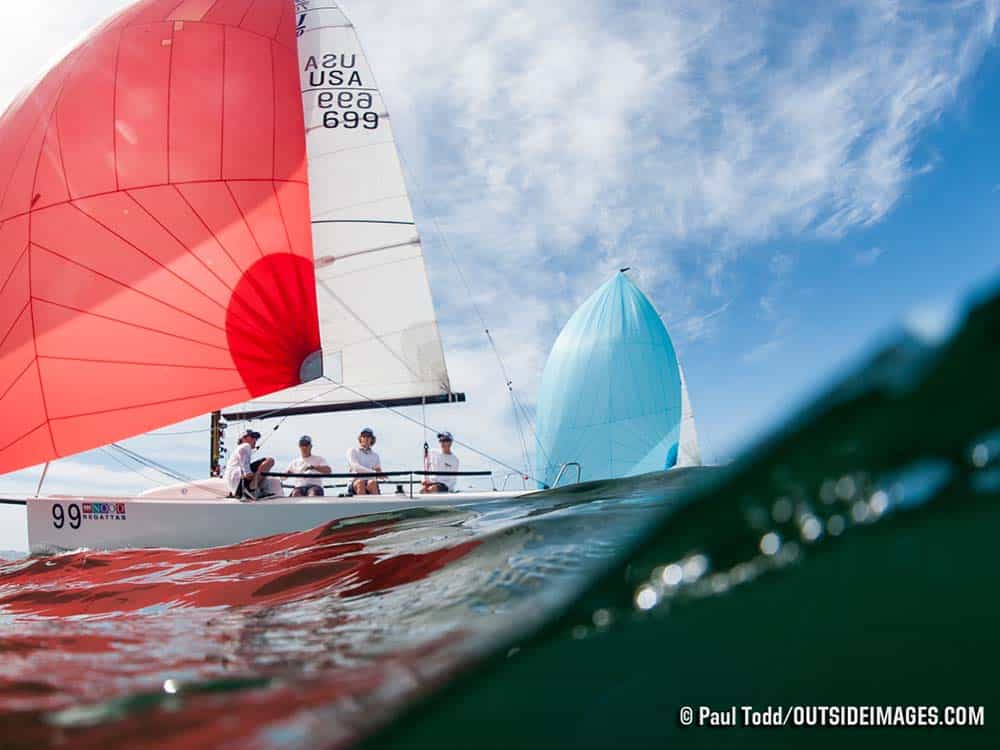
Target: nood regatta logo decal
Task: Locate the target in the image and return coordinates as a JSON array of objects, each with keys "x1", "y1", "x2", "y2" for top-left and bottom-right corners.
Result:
[
  {"x1": 52, "y1": 502, "x2": 127, "y2": 530},
  {"x1": 82, "y1": 503, "x2": 127, "y2": 521}
]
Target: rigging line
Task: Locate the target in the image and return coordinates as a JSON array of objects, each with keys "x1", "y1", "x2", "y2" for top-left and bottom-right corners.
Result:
[
  {"x1": 327, "y1": 378, "x2": 544, "y2": 486},
  {"x1": 98, "y1": 447, "x2": 174, "y2": 488},
  {"x1": 112, "y1": 444, "x2": 231, "y2": 497},
  {"x1": 110, "y1": 441, "x2": 188, "y2": 475},
  {"x1": 308, "y1": 13, "x2": 526, "y2": 475},
  {"x1": 327, "y1": 14, "x2": 531, "y2": 473},
  {"x1": 239, "y1": 382, "x2": 348, "y2": 424},
  {"x1": 108, "y1": 447, "x2": 183, "y2": 482},
  {"x1": 394, "y1": 152, "x2": 534, "y2": 474},
  {"x1": 109, "y1": 443, "x2": 193, "y2": 483},
  {"x1": 511, "y1": 388, "x2": 550, "y2": 475},
  {"x1": 316, "y1": 278, "x2": 423, "y2": 381},
  {"x1": 326, "y1": 16, "x2": 533, "y2": 473},
  {"x1": 252, "y1": 382, "x2": 355, "y2": 451},
  {"x1": 141, "y1": 428, "x2": 210, "y2": 437}
]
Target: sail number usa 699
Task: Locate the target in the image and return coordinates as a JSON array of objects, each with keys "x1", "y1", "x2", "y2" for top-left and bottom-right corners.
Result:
[{"x1": 317, "y1": 91, "x2": 380, "y2": 130}]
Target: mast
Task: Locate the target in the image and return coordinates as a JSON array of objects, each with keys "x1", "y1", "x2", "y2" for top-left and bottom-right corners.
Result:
[{"x1": 209, "y1": 411, "x2": 223, "y2": 477}]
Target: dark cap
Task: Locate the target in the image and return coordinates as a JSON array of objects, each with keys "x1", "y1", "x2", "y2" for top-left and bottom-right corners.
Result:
[
  {"x1": 299, "y1": 435, "x2": 312, "y2": 445},
  {"x1": 241, "y1": 429, "x2": 261, "y2": 441},
  {"x1": 359, "y1": 427, "x2": 375, "y2": 437},
  {"x1": 437, "y1": 431, "x2": 453, "y2": 441}
]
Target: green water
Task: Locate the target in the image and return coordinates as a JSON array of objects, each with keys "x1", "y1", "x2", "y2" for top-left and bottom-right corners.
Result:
[{"x1": 368, "y1": 285, "x2": 1000, "y2": 749}]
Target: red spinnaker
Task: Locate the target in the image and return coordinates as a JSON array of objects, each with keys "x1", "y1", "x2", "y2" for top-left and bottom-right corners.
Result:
[{"x1": 0, "y1": 0, "x2": 320, "y2": 474}]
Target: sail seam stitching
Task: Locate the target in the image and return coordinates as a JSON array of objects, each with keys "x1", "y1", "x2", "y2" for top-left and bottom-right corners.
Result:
[
  {"x1": 66, "y1": 201, "x2": 233, "y2": 319},
  {"x1": 271, "y1": 180, "x2": 315, "y2": 339},
  {"x1": 219, "y1": 23, "x2": 227, "y2": 179},
  {"x1": 48, "y1": 385, "x2": 250, "y2": 422},
  {"x1": 0, "y1": 420, "x2": 47, "y2": 455},
  {"x1": 0, "y1": 301, "x2": 30, "y2": 355},
  {"x1": 165, "y1": 18, "x2": 176, "y2": 183},
  {"x1": 316, "y1": 279, "x2": 423, "y2": 381},
  {"x1": 226, "y1": 181, "x2": 304, "y2": 344},
  {"x1": 30, "y1": 297, "x2": 230, "y2": 352},
  {"x1": 22, "y1": 44, "x2": 94, "y2": 461},
  {"x1": 111, "y1": 28, "x2": 123, "y2": 192},
  {"x1": 270, "y1": 38, "x2": 278, "y2": 182},
  {"x1": 0, "y1": 354, "x2": 33, "y2": 405},
  {"x1": 170, "y1": 183, "x2": 287, "y2": 333},
  {"x1": 124, "y1": 191, "x2": 282, "y2": 350},
  {"x1": 122, "y1": 189, "x2": 259, "y2": 337},
  {"x1": 29, "y1": 239, "x2": 228, "y2": 336},
  {"x1": 37, "y1": 355, "x2": 239, "y2": 372},
  {"x1": 0, "y1": 245, "x2": 29, "y2": 300},
  {"x1": 222, "y1": 182, "x2": 267, "y2": 261},
  {"x1": 0, "y1": 178, "x2": 307, "y2": 226},
  {"x1": 222, "y1": 181, "x2": 301, "y2": 331}
]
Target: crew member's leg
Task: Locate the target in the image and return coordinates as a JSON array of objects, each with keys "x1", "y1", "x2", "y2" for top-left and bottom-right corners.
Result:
[
  {"x1": 251, "y1": 457, "x2": 274, "y2": 491},
  {"x1": 365, "y1": 478, "x2": 379, "y2": 495}
]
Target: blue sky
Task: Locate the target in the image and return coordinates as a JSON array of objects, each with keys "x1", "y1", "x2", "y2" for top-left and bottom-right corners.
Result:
[{"x1": 1, "y1": 0, "x2": 999, "y2": 551}]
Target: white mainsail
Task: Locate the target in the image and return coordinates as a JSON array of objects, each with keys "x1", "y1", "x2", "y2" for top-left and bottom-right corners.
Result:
[
  {"x1": 224, "y1": 1, "x2": 455, "y2": 420},
  {"x1": 677, "y1": 364, "x2": 702, "y2": 467}
]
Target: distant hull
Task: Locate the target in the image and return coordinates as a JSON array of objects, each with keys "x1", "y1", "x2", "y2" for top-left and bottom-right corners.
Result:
[{"x1": 23, "y1": 490, "x2": 531, "y2": 555}]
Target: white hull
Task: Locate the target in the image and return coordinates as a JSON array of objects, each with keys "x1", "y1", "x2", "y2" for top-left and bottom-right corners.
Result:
[{"x1": 25, "y1": 488, "x2": 532, "y2": 555}]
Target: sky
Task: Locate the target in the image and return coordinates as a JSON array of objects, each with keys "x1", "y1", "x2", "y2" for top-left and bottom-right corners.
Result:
[{"x1": 1, "y1": 0, "x2": 999, "y2": 551}]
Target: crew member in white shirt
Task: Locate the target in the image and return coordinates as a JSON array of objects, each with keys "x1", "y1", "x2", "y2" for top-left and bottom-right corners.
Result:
[
  {"x1": 224, "y1": 429, "x2": 275, "y2": 499},
  {"x1": 347, "y1": 427, "x2": 382, "y2": 495},
  {"x1": 421, "y1": 431, "x2": 459, "y2": 493},
  {"x1": 286, "y1": 435, "x2": 331, "y2": 497}
]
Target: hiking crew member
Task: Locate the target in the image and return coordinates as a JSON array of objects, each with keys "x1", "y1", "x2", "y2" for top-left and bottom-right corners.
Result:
[
  {"x1": 347, "y1": 427, "x2": 382, "y2": 495},
  {"x1": 224, "y1": 430, "x2": 274, "y2": 499},
  {"x1": 422, "y1": 431, "x2": 459, "y2": 493},
  {"x1": 286, "y1": 435, "x2": 331, "y2": 497}
]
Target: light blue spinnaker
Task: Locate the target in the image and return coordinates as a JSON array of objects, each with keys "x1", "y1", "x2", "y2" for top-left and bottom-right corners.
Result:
[{"x1": 536, "y1": 272, "x2": 692, "y2": 487}]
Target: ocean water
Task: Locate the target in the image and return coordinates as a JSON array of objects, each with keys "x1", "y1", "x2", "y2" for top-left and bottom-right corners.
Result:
[{"x1": 0, "y1": 284, "x2": 998, "y2": 749}]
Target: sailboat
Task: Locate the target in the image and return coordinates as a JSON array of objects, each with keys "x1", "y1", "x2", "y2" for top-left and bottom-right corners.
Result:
[
  {"x1": 0, "y1": 0, "x2": 540, "y2": 555},
  {"x1": 535, "y1": 271, "x2": 701, "y2": 486}
]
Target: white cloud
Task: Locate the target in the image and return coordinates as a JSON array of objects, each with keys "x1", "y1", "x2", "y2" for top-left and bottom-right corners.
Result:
[
  {"x1": 759, "y1": 295, "x2": 779, "y2": 321},
  {"x1": 770, "y1": 253, "x2": 797, "y2": 278},
  {"x1": 854, "y1": 246, "x2": 887, "y2": 266},
  {"x1": 674, "y1": 301, "x2": 731, "y2": 343},
  {"x1": 742, "y1": 338, "x2": 784, "y2": 365},
  {"x1": 345, "y1": 0, "x2": 996, "y2": 437},
  {"x1": 0, "y1": 1, "x2": 995, "y2": 507},
  {"x1": 0, "y1": 2, "x2": 134, "y2": 111}
]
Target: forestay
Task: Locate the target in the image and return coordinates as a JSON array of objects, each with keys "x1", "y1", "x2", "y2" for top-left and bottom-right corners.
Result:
[{"x1": 223, "y1": 0, "x2": 454, "y2": 420}]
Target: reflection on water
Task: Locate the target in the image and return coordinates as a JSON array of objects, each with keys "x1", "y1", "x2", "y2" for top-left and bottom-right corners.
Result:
[{"x1": 0, "y1": 471, "x2": 702, "y2": 748}]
